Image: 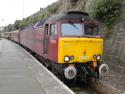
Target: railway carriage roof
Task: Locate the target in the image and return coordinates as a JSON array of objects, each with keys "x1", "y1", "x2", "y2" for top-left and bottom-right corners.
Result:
[{"x1": 45, "y1": 11, "x2": 92, "y2": 23}]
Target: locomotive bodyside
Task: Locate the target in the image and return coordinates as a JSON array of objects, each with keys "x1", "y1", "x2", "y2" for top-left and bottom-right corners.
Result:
[{"x1": 20, "y1": 26, "x2": 45, "y2": 57}]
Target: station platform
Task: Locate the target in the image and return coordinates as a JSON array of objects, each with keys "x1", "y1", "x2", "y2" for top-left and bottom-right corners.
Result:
[{"x1": 0, "y1": 39, "x2": 74, "y2": 94}]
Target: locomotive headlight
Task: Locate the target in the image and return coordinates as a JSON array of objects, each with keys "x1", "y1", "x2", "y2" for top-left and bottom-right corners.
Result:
[
  {"x1": 96, "y1": 55, "x2": 101, "y2": 60},
  {"x1": 64, "y1": 56, "x2": 70, "y2": 62},
  {"x1": 93, "y1": 55, "x2": 101, "y2": 60}
]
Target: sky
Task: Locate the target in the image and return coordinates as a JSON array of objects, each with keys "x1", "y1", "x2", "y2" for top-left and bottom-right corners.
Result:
[{"x1": 0, "y1": 0, "x2": 58, "y2": 26}]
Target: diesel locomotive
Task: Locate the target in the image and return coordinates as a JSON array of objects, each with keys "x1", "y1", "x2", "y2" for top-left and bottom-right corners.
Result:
[{"x1": 6, "y1": 11, "x2": 109, "y2": 80}]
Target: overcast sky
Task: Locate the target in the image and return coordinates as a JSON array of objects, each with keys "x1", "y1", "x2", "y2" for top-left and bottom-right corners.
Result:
[{"x1": 0, "y1": 0, "x2": 58, "y2": 26}]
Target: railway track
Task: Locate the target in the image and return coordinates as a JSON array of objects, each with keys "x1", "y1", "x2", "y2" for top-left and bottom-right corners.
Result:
[
  {"x1": 28, "y1": 49, "x2": 99, "y2": 94},
  {"x1": 69, "y1": 81, "x2": 98, "y2": 94},
  {"x1": 50, "y1": 68, "x2": 98, "y2": 94}
]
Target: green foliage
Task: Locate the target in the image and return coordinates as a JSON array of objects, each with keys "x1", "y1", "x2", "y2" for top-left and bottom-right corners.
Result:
[
  {"x1": 4, "y1": 24, "x2": 15, "y2": 32},
  {"x1": 14, "y1": 20, "x2": 20, "y2": 29},
  {"x1": 91, "y1": 0, "x2": 123, "y2": 27},
  {"x1": 41, "y1": 12, "x2": 49, "y2": 18},
  {"x1": 19, "y1": 20, "x2": 26, "y2": 28},
  {"x1": 47, "y1": 4, "x2": 58, "y2": 14},
  {"x1": 24, "y1": 17, "x2": 32, "y2": 25}
]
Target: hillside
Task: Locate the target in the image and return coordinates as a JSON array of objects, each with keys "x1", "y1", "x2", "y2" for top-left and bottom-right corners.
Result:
[{"x1": 4, "y1": 0, "x2": 95, "y2": 32}]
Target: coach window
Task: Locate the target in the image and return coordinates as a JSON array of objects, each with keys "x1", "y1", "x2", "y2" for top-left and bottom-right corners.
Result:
[{"x1": 50, "y1": 24, "x2": 57, "y2": 37}]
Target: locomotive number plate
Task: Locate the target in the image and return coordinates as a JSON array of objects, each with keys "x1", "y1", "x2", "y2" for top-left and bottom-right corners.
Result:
[{"x1": 78, "y1": 56, "x2": 90, "y2": 60}]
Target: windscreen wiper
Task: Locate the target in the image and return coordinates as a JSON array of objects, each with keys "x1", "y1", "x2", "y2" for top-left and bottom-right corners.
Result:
[{"x1": 69, "y1": 22, "x2": 79, "y2": 30}]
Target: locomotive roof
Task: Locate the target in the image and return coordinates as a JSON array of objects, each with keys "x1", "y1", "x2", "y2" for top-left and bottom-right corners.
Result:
[
  {"x1": 45, "y1": 11, "x2": 92, "y2": 23},
  {"x1": 21, "y1": 11, "x2": 95, "y2": 30}
]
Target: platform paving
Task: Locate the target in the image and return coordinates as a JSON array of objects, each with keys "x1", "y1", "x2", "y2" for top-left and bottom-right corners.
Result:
[{"x1": 0, "y1": 39, "x2": 74, "y2": 94}]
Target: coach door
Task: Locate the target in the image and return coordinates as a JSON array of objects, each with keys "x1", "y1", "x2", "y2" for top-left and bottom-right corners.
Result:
[{"x1": 43, "y1": 24, "x2": 49, "y2": 57}]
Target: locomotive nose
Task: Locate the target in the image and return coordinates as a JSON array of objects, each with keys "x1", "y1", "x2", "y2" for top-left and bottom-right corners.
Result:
[
  {"x1": 99, "y1": 63, "x2": 109, "y2": 77},
  {"x1": 64, "y1": 66, "x2": 77, "y2": 80}
]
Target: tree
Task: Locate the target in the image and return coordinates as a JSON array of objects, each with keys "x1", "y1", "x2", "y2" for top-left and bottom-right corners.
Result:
[
  {"x1": 14, "y1": 20, "x2": 20, "y2": 29},
  {"x1": 91, "y1": 0, "x2": 123, "y2": 27}
]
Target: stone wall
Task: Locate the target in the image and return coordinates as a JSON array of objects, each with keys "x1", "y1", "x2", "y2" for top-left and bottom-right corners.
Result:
[
  {"x1": 103, "y1": 21, "x2": 125, "y2": 74},
  {"x1": 57, "y1": 0, "x2": 88, "y2": 12},
  {"x1": 102, "y1": 0, "x2": 125, "y2": 74}
]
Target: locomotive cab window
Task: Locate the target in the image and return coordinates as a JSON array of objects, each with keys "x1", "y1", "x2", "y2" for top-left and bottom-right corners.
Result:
[
  {"x1": 50, "y1": 24, "x2": 57, "y2": 37},
  {"x1": 84, "y1": 26, "x2": 99, "y2": 36},
  {"x1": 61, "y1": 23, "x2": 82, "y2": 36}
]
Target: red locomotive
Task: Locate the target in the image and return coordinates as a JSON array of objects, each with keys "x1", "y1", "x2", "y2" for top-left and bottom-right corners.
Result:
[{"x1": 6, "y1": 11, "x2": 109, "y2": 80}]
